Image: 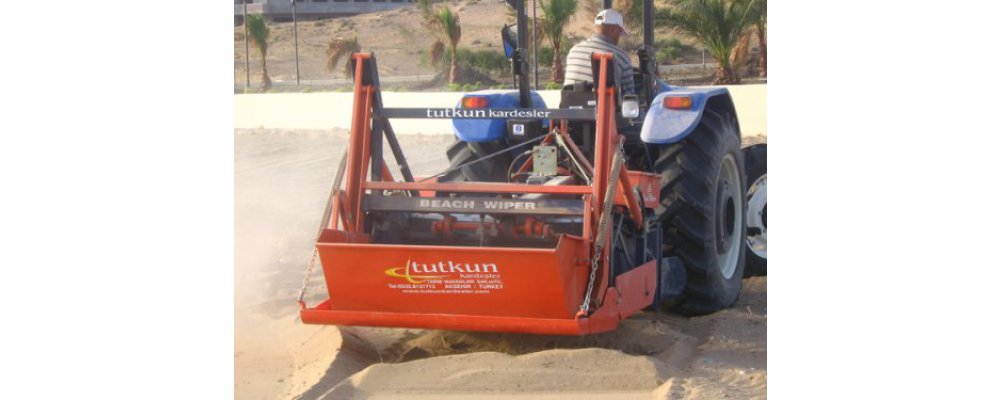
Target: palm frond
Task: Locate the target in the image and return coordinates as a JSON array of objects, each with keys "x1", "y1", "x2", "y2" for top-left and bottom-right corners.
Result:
[
  {"x1": 656, "y1": 0, "x2": 755, "y2": 68},
  {"x1": 429, "y1": 40, "x2": 445, "y2": 67},
  {"x1": 327, "y1": 37, "x2": 362, "y2": 78},
  {"x1": 540, "y1": 0, "x2": 577, "y2": 47},
  {"x1": 729, "y1": 30, "x2": 750, "y2": 67},
  {"x1": 421, "y1": 3, "x2": 462, "y2": 82},
  {"x1": 436, "y1": 7, "x2": 462, "y2": 47},
  {"x1": 245, "y1": 13, "x2": 269, "y2": 55},
  {"x1": 749, "y1": 0, "x2": 765, "y2": 22}
]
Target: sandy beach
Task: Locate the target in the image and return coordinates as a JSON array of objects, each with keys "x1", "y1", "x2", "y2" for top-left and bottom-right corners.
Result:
[{"x1": 235, "y1": 128, "x2": 767, "y2": 399}]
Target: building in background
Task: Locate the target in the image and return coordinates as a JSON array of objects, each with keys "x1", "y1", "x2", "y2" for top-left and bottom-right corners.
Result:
[{"x1": 235, "y1": 0, "x2": 413, "y2": 22}]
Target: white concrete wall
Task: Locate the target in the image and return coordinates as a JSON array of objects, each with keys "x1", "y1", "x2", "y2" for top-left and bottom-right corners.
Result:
[{"x1": 234, "y1": 84, "x2": 766, "y2": 136}]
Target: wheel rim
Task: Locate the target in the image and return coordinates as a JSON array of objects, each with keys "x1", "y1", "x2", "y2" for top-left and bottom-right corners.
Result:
[
  {"x1": 715, "y1": 154, "x2": 743, "y2": 279},
  {"x1": 747, "y1": 174, "x2": 767, "y2": 259}
]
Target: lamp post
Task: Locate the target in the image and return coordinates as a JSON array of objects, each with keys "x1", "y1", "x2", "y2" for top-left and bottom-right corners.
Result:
[
  {"x1": 291, "y1": 0, "x2": 300, "y2": 85},
  {"x1": 243, "y1": 1, "x2": 250, "y2": 89}
]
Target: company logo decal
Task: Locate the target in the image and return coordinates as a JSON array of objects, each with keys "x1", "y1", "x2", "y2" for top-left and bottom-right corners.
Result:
[
  {"x1": 384, "y1": 258, "x2": 451, "y2": 283},
  {"x1": 425, "y1": 108, "x2": 553, "y2": 119},
  {"x1": 383, "y1": 258, "x2": 504, "y2": 294}
]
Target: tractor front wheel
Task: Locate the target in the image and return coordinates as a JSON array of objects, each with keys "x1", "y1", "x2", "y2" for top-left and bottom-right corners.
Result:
[{"x1": 654, "y1": 109, "x2": 747, "y2": 315}]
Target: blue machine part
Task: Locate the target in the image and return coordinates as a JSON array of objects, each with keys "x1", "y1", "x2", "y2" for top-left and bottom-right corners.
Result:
[
  {"x1": 658, "y1": 256, "x2": 687, "y2": 302},
  {"x1": 452, "y1": 90, "x2": 547, "y2": 142},
  {"x1": 640, "y1": 85, "x2": 733, "y2": 144}
]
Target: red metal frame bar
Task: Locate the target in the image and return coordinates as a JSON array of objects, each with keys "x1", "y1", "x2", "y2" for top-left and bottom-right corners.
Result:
[
  {"x1": 558, "y1": 126, "x2": 595, "y2": 175},
  {"x1": 330, "y1": 192, "x2": 345, "y2": 230},
  {"x1": 365, "y1": 181, "x2": 592, "y2": 195},
  {"x1": 590, "y1": 53, "x2": 618, "y2": 307},
  {"x1": 343, "y1": 54, "x2": 374, "y2": 233},
  {"x1": 301, "y1": 52, "x2": 658, "y2": 335},
  {"x1": 379, "y1": 160, "x2": 395, "y2": 182},
  {"x1": 339, "y1": 52, "x2": 639, "y2": 311},
  {"x1": 618, "y1": 167, "x2": 644, "y2": 224}
]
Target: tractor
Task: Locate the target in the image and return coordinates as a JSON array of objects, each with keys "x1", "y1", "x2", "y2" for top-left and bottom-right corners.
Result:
[{"x1": 297, "y1": 0, "x2": 765, "y2": 335}]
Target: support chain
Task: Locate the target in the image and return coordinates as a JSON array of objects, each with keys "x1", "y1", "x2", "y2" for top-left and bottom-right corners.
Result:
[{"x1": 579, "y1": 140, "x2": 625, "y2": 315}]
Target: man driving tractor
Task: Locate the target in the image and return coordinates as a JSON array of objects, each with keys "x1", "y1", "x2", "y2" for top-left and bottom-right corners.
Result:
[{"x1": 563, "y1": 9, "x2": 636, "y2": 95}]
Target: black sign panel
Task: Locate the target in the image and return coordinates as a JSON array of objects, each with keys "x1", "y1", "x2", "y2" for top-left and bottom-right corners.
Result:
[
  {"x1": 376, "y1": 107, "x2": 596, "y2": 121},
  {"x1": 364, "y1": 195, "x2": 584, "y2": 216}
]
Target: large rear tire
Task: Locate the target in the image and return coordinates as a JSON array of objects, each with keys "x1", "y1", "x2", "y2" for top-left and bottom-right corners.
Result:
[
  {"x1": 743, "y1": 143, "x2": 767, "y2": 276},
  {"x1": 440, "y1": 139, "x2": 512, "y2": 183},
  {"x1": 654, "y1": 109, "x2": 747, "y2": 316}
]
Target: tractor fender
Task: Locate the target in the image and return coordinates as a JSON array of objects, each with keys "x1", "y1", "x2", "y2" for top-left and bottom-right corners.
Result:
[
  {"x1": 452, "y1": 90, "x2": 548, "y2": 142},
  {"x1": 640, "y1": 86, "x2": 740, "y2": 144}
]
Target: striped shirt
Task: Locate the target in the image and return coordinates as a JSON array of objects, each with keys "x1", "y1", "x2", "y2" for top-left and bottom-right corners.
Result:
[{"x1": 563, "y1": 34, "x2": 636, "y2": 95}]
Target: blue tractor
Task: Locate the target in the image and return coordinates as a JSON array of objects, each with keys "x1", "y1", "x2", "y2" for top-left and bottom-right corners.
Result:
[{"x1": 437, "y1": 0, "x2": 761, "y2": 314}]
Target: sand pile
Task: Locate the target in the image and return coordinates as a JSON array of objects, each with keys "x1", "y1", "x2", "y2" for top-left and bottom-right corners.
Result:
[
  {"x1": 313, "y1": 277, "x2": 766, "y2": 399},
  {"x1": 382, "y1": 314, "x2": 695, "y2": 362},
  {"x1": 327, "y1": 348, "x2": 667, "y2": 399}
]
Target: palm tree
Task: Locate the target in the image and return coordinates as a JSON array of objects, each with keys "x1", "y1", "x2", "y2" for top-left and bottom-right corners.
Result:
[
  {"x1": 539, "y1": 0, "x2": 578, "y2": 82},
  {"x1": 730, "y1": 30, "x2": 752, "y2": 76},
  {"x1": 326, "y1": 37, "x2": 361, "y2": 79},
  {"x1": 731, "y1": 0, "x2": 766, "y2": 78},
  {"x1": 429, "y1": 41, "x2": 446, "y2": 70},
  {"x1": 427, "y1": 7, "x2": 462, "y2": 84},
  {"x1": 657, "y1": 0, "x2": 755, "y2": 84},
  {"x1": 750, "y1": 0, "x2": 766, "y2": 77},
  {"x1": 245, "y1": 13, "x2": 271, "y2": 91}
]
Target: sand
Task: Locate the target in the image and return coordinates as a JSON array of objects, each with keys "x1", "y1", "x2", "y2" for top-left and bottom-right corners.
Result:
[{"x1": 235, "y1": 128, "x2": 767, "y2": 400}]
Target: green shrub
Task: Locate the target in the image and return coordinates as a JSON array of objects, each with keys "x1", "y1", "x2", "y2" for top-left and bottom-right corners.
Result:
[
  {"x1": 655, "y1": 38, "x2": 689, "y2": 63},
  {"x1": 538, "y1": 47, "x2": 553, "y2": 66},
  {"x1": 461, "y1": 48, "x2": 509, "y2": 75},
  {"x1": 425, "y1": 48, "x2": 510, "y2": 76}
]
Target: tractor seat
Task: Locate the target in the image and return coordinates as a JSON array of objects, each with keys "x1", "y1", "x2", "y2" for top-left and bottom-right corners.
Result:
[
  {"x1": 559, "y1": 81, "x2": 597, "y2": 110},
  {"x1": 559, "y1": 82, "x2": 596, "y2": 154},
  {"x1": 559, "y1": 81, "x2": 641, "y2": 145}
]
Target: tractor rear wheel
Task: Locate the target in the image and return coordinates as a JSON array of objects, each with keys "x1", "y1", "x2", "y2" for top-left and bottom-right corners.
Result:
[
  {"x1": 742, "y1": 143, "x2": 767, "y2": 276},
  {"x1": 440, "y1": 139, "x2": 512, "y2": 183},
  {"x1": 654, "y1": 109, "x2": 747, "y2": 315}
]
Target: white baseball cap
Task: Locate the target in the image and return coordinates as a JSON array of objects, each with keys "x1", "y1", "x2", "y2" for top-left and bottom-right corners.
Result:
[{"x1": 594, "y1": 9, "x2": 630, "y2": 36}]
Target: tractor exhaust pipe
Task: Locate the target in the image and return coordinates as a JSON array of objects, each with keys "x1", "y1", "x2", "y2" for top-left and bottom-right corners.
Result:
[{"x1": 515, "y1": 0, "x2": 532, "y2": 107}]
